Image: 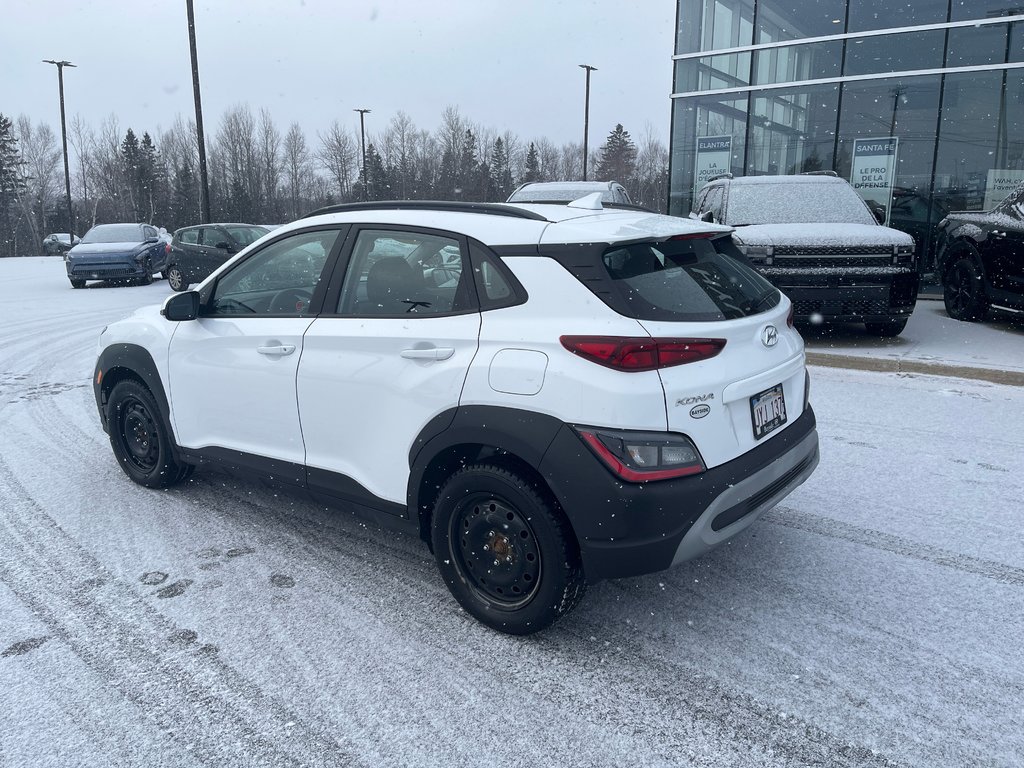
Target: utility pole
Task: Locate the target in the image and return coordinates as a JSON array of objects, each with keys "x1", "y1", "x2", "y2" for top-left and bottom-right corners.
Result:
[
  {"x1": 42, "y1": 59, "x2": 76, "y2": 244},
  {"x1": 354, "y1": 108, "x2": 371, "y2": 201},
  {"x1": 186, "y1": 0, "x2": 211, "y2": 223},
  {"x1": 579, "y1": 64, "x2": 597, "y2": 181}
]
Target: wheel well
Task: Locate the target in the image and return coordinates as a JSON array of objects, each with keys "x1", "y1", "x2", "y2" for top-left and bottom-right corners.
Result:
[
  {"x1": 100, "y1": 366, "x2": 145, "y2": 406},
  {"x1": 415, "y1": 443, "x2": 578, "y2": 554},
  {"x1": 941, "y1": 239, "x2": 981, "y2": 281}
]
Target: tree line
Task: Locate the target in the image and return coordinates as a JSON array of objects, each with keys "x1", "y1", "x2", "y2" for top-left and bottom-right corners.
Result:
[{"x1": 0, "y1": 105, "x2": 669, "y2": 258}]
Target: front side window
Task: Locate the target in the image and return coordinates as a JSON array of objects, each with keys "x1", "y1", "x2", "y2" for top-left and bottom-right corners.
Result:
[
  {"x1": 337, "y1": 229, "x2": 473, "y2": 316},
  {"x1": 603, "y1": 237, "x2": 779, "y2": 322},
  {"x1": 179, "y1": 228, "x2": 199, "y2": 245},
  {"x1": 208, "y1": 229, "x2": 339, "y2": 316}
]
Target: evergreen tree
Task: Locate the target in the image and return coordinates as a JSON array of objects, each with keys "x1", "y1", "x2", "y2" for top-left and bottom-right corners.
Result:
[
  {"x1": 138, "y1": 132, "x2": 161, "y2": 222},
  {"x1": 489, "y1": 137, "x2": 513, "y2": 201},
  {"x1": 458, "y1": 129, "x2": 477, "y2": 200},
  {"x1": 364, "y1": 143, "x2": 389, "y2": 201},
  {"x1": 120, "y1": 128, "x2": 142, "y2": 219},
  {"x1": 522, "y1": 142, "x2": 540, "y2": 184},
  {"x1": 595, "y1": 124, "x2": 637, "y2": 182},
  {"x1": 0, "y1": 114, "x2": 28, "y2": 257}
]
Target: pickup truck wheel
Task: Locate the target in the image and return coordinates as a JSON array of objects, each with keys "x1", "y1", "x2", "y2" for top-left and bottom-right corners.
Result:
[
  {"x1": 944, "y1": 253, "x2": 989, "y2": 321},
  {"x1": 106, "y1": 379, "x2": 192, "y2": 488},
  {"x1": 431, "y1": 464, "x2": 585, "y2": 635},
  {"x1": 166, "y1": 265, "x2": 188, "y2": 292},
  {"x1": 864, "y1": 318, "x2": 908, "y2": 337}
]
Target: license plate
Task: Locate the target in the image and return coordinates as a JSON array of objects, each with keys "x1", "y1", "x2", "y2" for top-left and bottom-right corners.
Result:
[{"x1": 750, "y1": 384, "x2": 787, "y2": 440}]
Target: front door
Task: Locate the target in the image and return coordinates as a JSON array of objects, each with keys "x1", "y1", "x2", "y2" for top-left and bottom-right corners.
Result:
[{"x1": 168, "y1": 228, "x2": 343, "y2": 477}]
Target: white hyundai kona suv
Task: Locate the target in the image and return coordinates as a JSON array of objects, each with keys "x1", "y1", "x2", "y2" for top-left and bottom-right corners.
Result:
[{"x1": 94, "y1": 195, "x2": 819, "y2": 634}]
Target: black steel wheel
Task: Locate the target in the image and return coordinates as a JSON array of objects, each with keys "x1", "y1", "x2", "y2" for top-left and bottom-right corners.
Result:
[
  {"x1": 944, "y1": 253, "x2": 989, "y2": 322},
  {"x1": 431, "y1": 464, "x2": 585, "y2": 635},
  {"x1": 107, "y1": 379, "x2": 192, "y2": 488},
  {"x1": 166, "y1": 265, "x2": 188, "y2": 292}
]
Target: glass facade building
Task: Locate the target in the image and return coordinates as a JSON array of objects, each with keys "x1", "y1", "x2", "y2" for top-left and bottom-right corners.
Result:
[{"x1": 669, "y1": 0, "x2": 1024, "y2": 269}]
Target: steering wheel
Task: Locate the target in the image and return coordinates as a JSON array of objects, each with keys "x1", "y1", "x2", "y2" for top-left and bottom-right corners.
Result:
[{"x1": 268, "y1": 287, "x2": 314, "y2": 314}]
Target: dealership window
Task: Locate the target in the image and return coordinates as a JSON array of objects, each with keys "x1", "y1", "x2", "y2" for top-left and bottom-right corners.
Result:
[
  {"x1": 746, "y1": 83, "x2": 839, "y2": 176},
  {"x1": 847, "y1": 0, "x2": 950, "y2": 33},
  {"x1": 950, "y1": 0, "x2": 1022, "y2": 22},
  {"x1": 844, "y1": 30, "x2": 946, "y2": 77},
  {"x1": 753, "y1": 40, "x2": 842, "y2": 85},
  {"x1": 836, "y1": 76, "x2": 941, "y2": 193},
  {"x1": 755, "y1": 0, "x2": 847, "y2": 41},
  {"x1": 935, "y1": 70, "x2": 1024, "y2": 212},
  {"x1": 669, "y1": 95, "x2": 748, "y2": 215},
  {"x1": 946, "y1": 23, "x2": 1012, "y2": 67},
  {"x1": 675, "y1": 53, "x2": 751, "y2": 92},
  {"x1": 677, "y1": 0, "x2": 754, "y2": 55}
]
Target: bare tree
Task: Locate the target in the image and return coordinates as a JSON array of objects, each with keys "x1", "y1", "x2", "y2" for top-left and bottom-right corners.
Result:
[
  {"x1": 16, "y1": 116, "x2": 62, "y2": 239},
  {"x1": 259, "y1": 108, "x2": 281, "y2": 220},
  {"x1": 282, "y1": 122, "x2": 310, "y2": 220},
  {"x1": 317, "y1": 120, "x2": 357, "y2": 200}
]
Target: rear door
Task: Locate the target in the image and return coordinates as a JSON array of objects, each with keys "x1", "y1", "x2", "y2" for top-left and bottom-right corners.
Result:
[{"x1": 297, "y1": 226, "x2": 481, "y2": 511}]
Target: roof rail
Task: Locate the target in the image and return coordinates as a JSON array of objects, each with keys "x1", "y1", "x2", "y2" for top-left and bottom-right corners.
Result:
[
  {"x1": 302, "y1": 200, "x2": 550, "y2": 221},
  {"x1": 800, "y1": 170, "x2": 839, "y2": 177}
]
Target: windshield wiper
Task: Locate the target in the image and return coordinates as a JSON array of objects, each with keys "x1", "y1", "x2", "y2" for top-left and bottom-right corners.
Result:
[{"x1": 744, "y1": 289, "x2": 778, "y2": 314}]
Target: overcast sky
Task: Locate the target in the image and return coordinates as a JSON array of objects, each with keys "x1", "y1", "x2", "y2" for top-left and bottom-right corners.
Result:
[{"x1": 3, "y1": 0, "x2": 677, "y2": 150}]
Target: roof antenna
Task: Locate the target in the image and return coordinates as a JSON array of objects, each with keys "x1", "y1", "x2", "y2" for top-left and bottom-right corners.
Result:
[{"x1": 567, "y1": 192, "x2": 604, "y2": 211}]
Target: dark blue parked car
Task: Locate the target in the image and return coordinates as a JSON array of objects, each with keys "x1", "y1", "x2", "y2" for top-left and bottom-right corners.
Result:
[{"x1": 65, "y1": 223, "x2": 170, "y2": 289}]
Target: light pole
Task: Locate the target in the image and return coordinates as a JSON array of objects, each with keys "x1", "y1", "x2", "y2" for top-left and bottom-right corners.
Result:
[
  {"x1": 354, "y1": 108, "x2": 371, "y2": 200},
  {"x1": 579, "y1": 64, "x2": 597, "y2": 181},
  {"x1": 185, "y1": 0, "x2": 211, "y2": 223},
  {"x1": 42, "y1": 59, "x2": 75, "y2": 244}
]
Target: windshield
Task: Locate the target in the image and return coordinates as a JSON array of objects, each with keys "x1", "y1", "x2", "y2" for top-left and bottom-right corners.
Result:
[
  {"x1": 725, "y1": 182, "x2": 876, "y2": 226},
  {"x1": 81, "y1": 224, "x2": 144, "y2": 244},
  {"x1": 603, "y1": 237, "x2": 780, "y2": 322}
]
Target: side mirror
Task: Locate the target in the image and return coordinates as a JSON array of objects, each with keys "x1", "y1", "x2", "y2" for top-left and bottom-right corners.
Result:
[
  {"x1": 144, "y1": 236, "x2": 159, "y2": 244},
  {"x1": 872, "y1": 207, "x2": 886, "y2": 224},
  {"x1": 215, "y1": 241, "x2": 234, "y2": 252},
  {"x1": 162, "y1": 291, "x2": 201, "y2": 321}
]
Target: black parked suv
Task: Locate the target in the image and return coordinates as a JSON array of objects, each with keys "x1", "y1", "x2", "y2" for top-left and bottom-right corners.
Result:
[
  {"x1": 166, "y1": 223, "x2": 268, "y2": 291},
  {"x1": 692, "y1": 174, "x2": 918, "y2": 336},
  {"x1": 936, "y1": 182, "x2": 1024, "y2": 322}
]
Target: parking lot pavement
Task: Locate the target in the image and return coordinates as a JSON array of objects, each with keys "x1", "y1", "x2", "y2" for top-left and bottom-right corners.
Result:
[{"x1": 802, "y1": 300, "x2": 1024, "y2": 386}]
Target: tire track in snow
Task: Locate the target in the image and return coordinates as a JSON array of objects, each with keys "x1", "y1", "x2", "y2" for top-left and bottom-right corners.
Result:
[
  {"x1": 764, "y1": 507, "x2": 1024, "y2": 586},
  {"x1": 188, "y1": 475, "x2": 902, "y2": 768},
  {"x1": 0, "y1": 460, "x2": 363, "y2": 768}
]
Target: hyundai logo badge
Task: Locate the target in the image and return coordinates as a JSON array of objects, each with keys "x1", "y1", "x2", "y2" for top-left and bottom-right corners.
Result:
[{"x1": 761, "y1": 325, "x2": 778, "y2": 347}]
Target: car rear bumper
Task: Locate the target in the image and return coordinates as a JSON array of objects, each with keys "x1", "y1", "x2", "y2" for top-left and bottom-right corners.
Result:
[{"x1": 539, "y1": 406, "x2": 819, "y2": 582}]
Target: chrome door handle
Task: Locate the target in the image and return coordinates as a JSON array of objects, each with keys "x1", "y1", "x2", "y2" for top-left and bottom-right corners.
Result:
[
  {"x1": 401, "y1": 347, "x2": 455, "y2": 361},
  {"x1": 257, "y1": 344, "x2": 296, "y2": 356}
]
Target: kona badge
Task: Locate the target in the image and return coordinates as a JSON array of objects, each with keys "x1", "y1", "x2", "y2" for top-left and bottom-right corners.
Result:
[
  {"x1": 761, "y1": 325, "x2": 779, "y2": 348},
  {"x1": 676, "y1": 393, "x2": 714, "y2": 406}
]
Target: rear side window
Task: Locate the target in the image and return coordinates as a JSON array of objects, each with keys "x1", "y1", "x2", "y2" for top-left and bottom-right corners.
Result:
[
  {"x1": 179, "y1": 229, "x2": 199, "y2": 245},
  {"x1": 602, "y1": 237, "x2": 779, "y2": 322}
]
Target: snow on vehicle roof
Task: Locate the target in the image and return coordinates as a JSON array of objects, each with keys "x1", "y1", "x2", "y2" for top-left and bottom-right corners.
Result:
[{"x1": 724, "y1": 175, "x2": 848, "y2": 186}]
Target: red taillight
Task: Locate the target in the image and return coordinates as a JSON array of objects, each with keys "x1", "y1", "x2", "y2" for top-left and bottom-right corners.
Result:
[
  {"x1": 165, "y1": 243, "x2": 172, "y2": 255},
  {"x1": 560, "y1": 336, "x2": 726, "y2": 372},
  {"x1": 576, "y1": 429, "x2": 706, "y2": 482},
  {"x1": 787, "y1": 303, "x2": 794, "y2": 328}
]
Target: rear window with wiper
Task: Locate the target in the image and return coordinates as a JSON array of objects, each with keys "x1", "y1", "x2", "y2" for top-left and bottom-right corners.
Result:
[{"x1": 602, "y1": 237, "x2": 780, "y2": 322}]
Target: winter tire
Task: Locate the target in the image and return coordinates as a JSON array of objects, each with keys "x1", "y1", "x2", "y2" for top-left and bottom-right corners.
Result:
[
  {"x1": 431, "y1": 464, "x2": 586, "y2": 635},
  {"x1": 864, "y1": 318, "x2": 908, "y2": 337},
  {"x1": 166, "y1": 265, "x2": 188, "y2": 292},
  {"x1": 69, "y1": 278, "x2": 86, "y2": 289},
  {"x1": 944, "y1": 253, "x2": 989, "y2": 322},
  {"x1": 106, "y1": 378, "x2": 193, "y2": 488},
  {"x1": 136, "y1": 268, "x2": 154, "y2": 286}
]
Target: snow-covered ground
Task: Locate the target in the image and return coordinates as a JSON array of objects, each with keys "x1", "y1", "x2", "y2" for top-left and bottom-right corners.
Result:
[{"x1": 1, "y1": 257, "x2": 1022, "y2": 767}]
